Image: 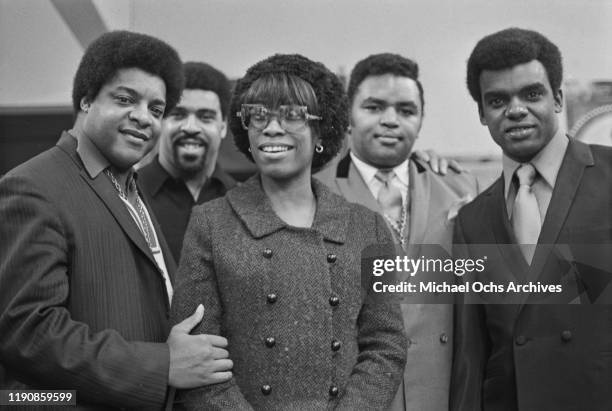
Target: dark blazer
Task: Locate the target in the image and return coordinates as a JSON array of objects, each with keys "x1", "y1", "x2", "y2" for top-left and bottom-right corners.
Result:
[
  {"x1": 0, "y1": 132, "x2": 176, "y2": 410},
  {"x1": 451, "y1": 139, "x2": 612, "y2": 411},
  {"x1": 171, "y1": 175, "x2": 407, "y2": 411},
  {"x1": 315, "y1": 152, "x2": 478, "y2": 411}
]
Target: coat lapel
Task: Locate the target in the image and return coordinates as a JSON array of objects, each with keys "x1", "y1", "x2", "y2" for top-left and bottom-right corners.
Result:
[
  {"x1": 56, "y1": 133, "x2": 161, "y2": 271},
  {"x1": 538, "y1": 140, "x2": 592, "y2": 246},
  {"x1": 530, "y1": 139, "x2": 593, "y2": 285},
  {"x1": 226, "y1": 174, "x2": 349, "y2": 244},
  {"x1": 407, "y1": 159, "x2": 430, "y2": 247},
  {"x1": 335, "y1": 154, "x2": 381, "y2": 213}
]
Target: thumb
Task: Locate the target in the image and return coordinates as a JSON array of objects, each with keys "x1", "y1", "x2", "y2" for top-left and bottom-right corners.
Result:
[{"x1": 173, "y1": 304, "x2": 204, "y2": 334}]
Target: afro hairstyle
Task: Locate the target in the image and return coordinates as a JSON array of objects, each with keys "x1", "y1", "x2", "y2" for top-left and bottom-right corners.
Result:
[
  {"x1": 183, "y1": 62, "x2": 232, "y2": 119},
  {"x1": 347, "y1": 53, "x2": 424, "y2": 114},
  {"x1": 72, "y1": 30, "x2": 184, "y2": 115},
  {"x1": 229, "y1": 54, "x2": 348, "y2": 171},
  {"x1": 467, "y1": 27, "x2": 563, "y2": 108}
]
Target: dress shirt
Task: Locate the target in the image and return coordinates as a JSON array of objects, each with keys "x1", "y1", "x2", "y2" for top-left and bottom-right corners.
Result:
[
  {"x1": 503, "y1": 128, "x2": 569, "y2": 222},
  {"x1": 138, "y1": 156, "x2": 236, "y2": 262}
]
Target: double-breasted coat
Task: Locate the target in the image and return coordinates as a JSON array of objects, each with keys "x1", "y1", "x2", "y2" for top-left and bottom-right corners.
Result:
[
  {"x1": 171, "y1": 175, "x2": 407, "y2": 410},
  {"x1": 451, "y1": 140, "x2": 612, "y2": 411}
]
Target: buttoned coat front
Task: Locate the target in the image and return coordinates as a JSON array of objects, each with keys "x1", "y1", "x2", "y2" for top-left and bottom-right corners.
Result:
[
  {"x1": 171, "y1": 175, "x2": 407, "y2": 411},
  {"x1": 450, "y1": 140, "x2": 612, "y2": 411}
]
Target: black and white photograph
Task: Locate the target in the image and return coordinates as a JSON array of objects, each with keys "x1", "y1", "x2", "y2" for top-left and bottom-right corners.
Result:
[{"x1": 1, "y1": 0, "x2": 611, "y2": 409}]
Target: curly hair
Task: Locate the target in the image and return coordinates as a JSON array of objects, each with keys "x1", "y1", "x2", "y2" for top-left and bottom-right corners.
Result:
[
  {"x1": 183, "y1": 62, "x2": 231, "y2": 119},
  {"x1": 347, "y1": 53, "x2": 424, "y2": 114},
  {"x1": 467, "y1": 27, "x2": 563, "y2": 108},
  {"x1": 72, "y1": 30, "x2": 184, "y2": 115},
  {"x1": 229, "y1": 54, "x2": 348, "y2": 171}
]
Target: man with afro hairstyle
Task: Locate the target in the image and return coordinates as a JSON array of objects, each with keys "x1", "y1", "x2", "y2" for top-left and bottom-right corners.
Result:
[
  {"x1": 139, "y1": 62, "x2": 236, "y2": 263},
  {"x1": 451, "y1": 28, "x2": 612, "y2": 411},
  {"x1": 0, "y1": 31, "x2": 232, "y2": 409},
  {"x1": 316, "y1": 53, "x2": 478, "y2": 411}
]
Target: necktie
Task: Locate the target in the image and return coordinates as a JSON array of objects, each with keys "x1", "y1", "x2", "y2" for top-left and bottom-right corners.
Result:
[
  {"x1": 375, "y1": 168, "x2": 407, "y2": 243},
  {"x1": 511, "y1": 163, "x2": 541, "y2": 264}
]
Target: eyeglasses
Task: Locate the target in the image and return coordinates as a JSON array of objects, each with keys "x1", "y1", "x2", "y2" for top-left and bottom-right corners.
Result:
[{"x1": 237, "y1": 104, "x2": 322, "y2": 132}]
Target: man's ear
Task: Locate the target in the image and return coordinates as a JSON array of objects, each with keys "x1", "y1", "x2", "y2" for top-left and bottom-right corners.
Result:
[
  {"x1": 220, "y1": 120, "x2": 228, "y2": 139},
  {"x1": 80, "y1": 97, "x2": 90, "y2": 113},
  {"x1": 478, "y1": 104, "x2": 487, "y2": 126},
  {"x1": 554, "y1": 89, "x2": 563, "y2": 113}
]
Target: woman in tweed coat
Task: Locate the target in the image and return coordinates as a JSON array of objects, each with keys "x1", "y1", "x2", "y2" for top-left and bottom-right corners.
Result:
[{"x1": 171, "y1": 54, "x2": 407, "y2": 411}]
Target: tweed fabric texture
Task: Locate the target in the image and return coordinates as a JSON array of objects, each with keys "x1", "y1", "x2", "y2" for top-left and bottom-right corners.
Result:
[{"x1": 171, "y1": 175, "x2": 407, "y2": 410}]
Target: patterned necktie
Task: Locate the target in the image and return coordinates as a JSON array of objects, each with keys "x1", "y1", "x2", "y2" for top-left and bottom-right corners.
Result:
[
  {"x1": 375, "y1": 169, "x2": 403, "y2": 224},
  {"x1": 511, "y1": 163, "x2": 541, "y2": 264}
]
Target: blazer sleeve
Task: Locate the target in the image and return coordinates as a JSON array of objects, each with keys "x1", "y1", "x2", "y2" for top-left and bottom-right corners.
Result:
[
  {"x1": 449, "y1": 214, "x2": 488, "y2": 411},
  {"x1": 170, "y1": 204, "x2": 254, "y2": 411},
  {"x1": 0, "y1": 174, "x2": 169, "y2": 408},
  {"x1": 335, "y1": 214, "x2": 408, "y2": 411}
]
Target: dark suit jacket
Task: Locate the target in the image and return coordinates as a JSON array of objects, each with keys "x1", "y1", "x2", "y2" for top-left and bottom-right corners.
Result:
[
  {"x1": 451, "y1": 139, "x2": 612, "y2": 411},
  {"x1": 171, "y1": 175, "x2": 407, "y2": 411},
  {"x1": 0, "y1": 132, "x2": 176, "y2": 410}
]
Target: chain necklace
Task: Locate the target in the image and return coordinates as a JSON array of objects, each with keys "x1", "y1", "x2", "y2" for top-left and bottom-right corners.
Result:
[
  {"x1": 383, "y1": 206, "x2": 407, "y2": 247},
  {"x1": 383, "y1": 206, "x2": 408, "y2": 247},
  {"x1": 104, "y1": 169, "x2": 153, "y2": 248}
]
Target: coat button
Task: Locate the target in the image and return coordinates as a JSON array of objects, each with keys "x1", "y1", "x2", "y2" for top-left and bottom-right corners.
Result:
[
  {"x1": 261, "y1": 384, "x2": 272, "y2": 395},
  {"x1": 329, "y1": 296, "x2": 340, "y2": 307},
  {"x1": 327, "y1": 253, "x2": 337, "y2": 263},
  {"x1": 265, "y1": 337, "x2": 276, "y2": 348},
  {"x1": 263, "y1": 248, "x2": 273, "y2": 258},
  {"x1": 439, "y1": 333, "x2": 449, "y2": 344},
  {"x1": 267, "y1": 293, "x2": 277, "y2": 304},
  {"x1": 329, "y1": 385, "x2": 339, "y2": 397},
  {"x1": 331, "y1": 340, "x2": 341, "y2": 351},
  {"x1": 561, "y1": 330, "x2": 572, "y2": 342},
  {"x1": 515, "y1": 335, "x2": 527, "y2": 346}
]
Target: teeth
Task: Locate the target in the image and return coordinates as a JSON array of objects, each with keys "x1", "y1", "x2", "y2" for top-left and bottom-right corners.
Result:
[
  {"x1": 261, "y1": 146, "x2": 290, "y2": 153},
  {"x1": 183, "y1": 143, "x2": 201, "y2": 149}
]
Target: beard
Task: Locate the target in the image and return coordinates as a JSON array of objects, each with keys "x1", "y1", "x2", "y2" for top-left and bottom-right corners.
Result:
[{"x1": 173, "y1": 143, "x2": 207, "y2": 178}]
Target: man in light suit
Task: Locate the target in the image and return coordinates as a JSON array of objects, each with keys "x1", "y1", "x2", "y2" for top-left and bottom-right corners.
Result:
[
  {"x1": 0, "y1": 31, "x2": 232, "y2": 409},
  {"x1": 451, "y1": 28, "x2": 612, "y2": 410},
  {"x1": 316, "y1": 53, "x2": 478, "y2": 411}
]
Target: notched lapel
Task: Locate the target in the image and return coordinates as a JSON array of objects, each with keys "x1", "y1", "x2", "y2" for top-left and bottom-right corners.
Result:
[
  {"x1": 531, "y1": 140, "x2": 594, "y2": 286},
  {"x1": 538, "y1": 140, "x2": 593, "y2": 246}
]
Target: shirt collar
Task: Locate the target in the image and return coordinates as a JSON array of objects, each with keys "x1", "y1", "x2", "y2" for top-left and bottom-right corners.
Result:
[
  {"x1": 502, "y1": 126, "x2": 569, "y2": 199},
  {"x1": 72, "y1": 131, "x2": 137, "y2": 190},
  {"x1": 73, "y1": 131, "x2": 109, "y2": 178},
  {"x1": 226, "y1": 174, "x2": 349, "y2": 243},
  {"x1": 350, "y1": 151, "x2": 409, "y2": 187},
  {"x1": 141, "y1": 156, "x2": 173, "y2": 195},
  {"x1": 147, "y1": 155, "x2": 233, "y2": 197}
]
